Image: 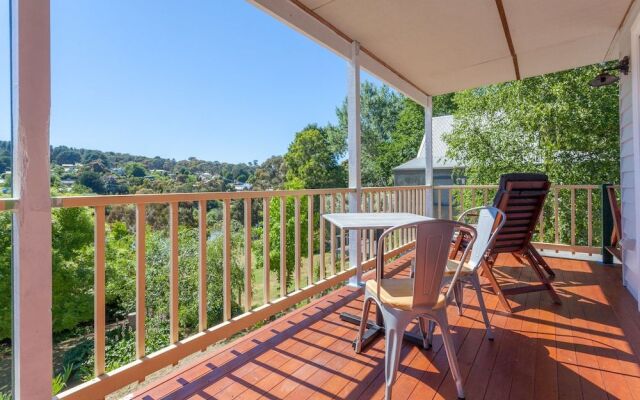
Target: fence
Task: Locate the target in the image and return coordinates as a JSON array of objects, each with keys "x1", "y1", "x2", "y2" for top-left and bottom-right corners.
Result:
[{"x1": 0, "y1": 183, "x2": 606, "y2": 398}]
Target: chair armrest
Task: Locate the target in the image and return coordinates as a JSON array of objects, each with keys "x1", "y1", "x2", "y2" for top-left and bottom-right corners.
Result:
[{"x1": 449, "y1": 227, "x2": 474, "y2": 259}]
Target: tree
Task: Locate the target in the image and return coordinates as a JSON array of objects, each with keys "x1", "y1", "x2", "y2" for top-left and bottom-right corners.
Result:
[
  {"x1": 252, "y1": 194, "x2": 313, "y2": 292},
  {"x1": 444, "y1": 63, "x2": 619, "y2": 185},
  {"x1": 443, "y1": 64, "x2": 619, "y2": 249},
  {"x1": 250, "y1": 155, "x2": 286, "y2": 190},
  {"x1": 328, "y1": 82, "x2": 404, "y2": 186},
  {"x1": 433, "y1": 93, "x2": 457, "y2": 116},
  {"x1": 78, "y1": 171, "x2": 106, "y2": 194},
  {"x1": 54, "y1": 149, "x2": 81, "y2": 165},
  {"x1": 125, "y1": 162, "x2": 148, "y2": 178},
  {"x1": 284, "y1": 125, "x2": 345, "y2": 189},
  {"x1": 0, "y1": 213, "x2": 11, "y2": 339},
  {"x1": 51, "y1": 208, "x2": 95, "y2": 333},
  {"x1": 378, "y1": 98, "x2": 425, "y2": 182}
]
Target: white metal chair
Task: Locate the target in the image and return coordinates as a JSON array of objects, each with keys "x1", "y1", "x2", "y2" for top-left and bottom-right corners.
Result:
[
  {"x1": 355, "y1": 219, "x2": 476, "y2": 400},
  {"x1": 442, "y1": 206, "x2": 506, "y2": 341}
]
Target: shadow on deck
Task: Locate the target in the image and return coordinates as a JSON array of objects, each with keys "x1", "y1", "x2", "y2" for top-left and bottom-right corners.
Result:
[{"x1": 131, "y1": 255, "x2": 640, "y2": 400}]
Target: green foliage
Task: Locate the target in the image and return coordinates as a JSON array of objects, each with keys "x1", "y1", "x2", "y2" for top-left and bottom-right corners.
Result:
[
  {"x1": 250, "y1": 155, "x2": 286, "y2": 190},
  {"x1": 54, "y1": 148, "x2": 82, "y2": 165},
  {"x1": 0, "y1": 213, "x2": 10, "y2": 340},
  {"x1": 257, "y1": 196, "x2": 311, "y2": 291},
  {"x1": 329, "y1": 82, "x2": 404, "y2": 186},
  {"x1": 78, "y1": 171, "x2": 106, "y2": 194},
  {"x1": 445, "y1": 64, "x2": 619, "y2": 185},
  {"x1": 284, "y1": 126, "x2": 345, "y2": 189},
  {"x1": 124, "y1": 162, "x2": 148, "y2": 178},
  {"x1": 433, "y1": 92, "x2": 457, "y2": 117},
  {"x1": 444, "y1": 64, "x2": 619, "y2": 247},
  {"x1": 51, "y1": 208, "x2": 95, "y2": 334},
  {"x1": 378, "y1": 98, "x2": 425, "y2": 181},
  {"x1": 52, "y1": 364, "x2": 74, "y2": 395},
  {"x1": 0, "y1": 363, "x2": 73, "y2": 399},
  {"x1": 321, "y1": 82, "x2": 453, "y2": 187}
]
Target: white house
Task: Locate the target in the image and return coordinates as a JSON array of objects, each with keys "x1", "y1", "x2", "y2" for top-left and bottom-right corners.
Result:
[{"x1": 392, "y1": 115, "x2": 462, "y2": 186}]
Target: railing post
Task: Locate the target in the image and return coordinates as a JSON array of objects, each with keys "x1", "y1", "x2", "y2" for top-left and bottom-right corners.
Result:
[
  {"x1": 424, "y1": 96, "x2": 434, "y2": 217},
  {"x1": 10, "y1": 0, "x2": 53, "y2": 397},
  {"x1": 347, "y1": 41, "x2": 362, "y2": 286},
  {"x1": 602, "y1": 183, "x2": 614, "y2": 264}
]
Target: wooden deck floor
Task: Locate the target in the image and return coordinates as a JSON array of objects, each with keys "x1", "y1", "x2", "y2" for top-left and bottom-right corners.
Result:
[{"x1": 132, "y1": 255, "x2": 640, "y2": 400}]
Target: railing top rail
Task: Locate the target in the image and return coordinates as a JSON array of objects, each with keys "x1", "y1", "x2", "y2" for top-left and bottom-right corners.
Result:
[
  {"x1": 362, "y1": 185, "x2": 430, "y2": 192},
  {"x1": 431, "y1": 184, "x2": 601, "y2": 190},
  {"x1": 47, "y1": 183, "x2": 609, "y2": 209},
  {"x1": 433, "y1": 184, "x2": 497, "y2": 190},
  {"x1": 550, "y1": 184, "x2": 601, "y2": 190},
  {"x1": 52, "y1": 188, "x2": 355, "y2": 208},
  {"x1": 0, "y1": 198, "x2": 18, "y2": 211}
]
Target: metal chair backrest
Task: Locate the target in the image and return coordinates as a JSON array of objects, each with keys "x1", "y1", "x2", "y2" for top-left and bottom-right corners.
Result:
[
  {"x1": 376, "y1": 219, "x2": 476, "y2": 310},
  {"x1": 458, "y1": 206, "x2": 506, "y2": 271},
  {"x1": 491, "y1": 173, "x2": 550, "y2": 254}
]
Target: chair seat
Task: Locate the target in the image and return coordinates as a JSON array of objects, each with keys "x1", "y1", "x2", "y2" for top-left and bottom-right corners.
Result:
[
  {"x1": 444, "y1": 259, "x2": 474, "y2": 276},
  {"x1": 365, "y1": 279, "x2": 446, "y2": 311}
]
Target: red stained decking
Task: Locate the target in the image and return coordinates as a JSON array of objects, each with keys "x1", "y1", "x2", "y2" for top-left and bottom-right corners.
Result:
[{"x1": 132, "y1": 255, "x2": 640, "y2": 400}]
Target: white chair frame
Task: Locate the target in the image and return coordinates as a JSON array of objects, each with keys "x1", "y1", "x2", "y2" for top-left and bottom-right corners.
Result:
[
  {"x1": 356, "y1": 219, "x2": 477, "y2": 400},
  {"x1": 445, "y1": 206, "x2": 506, "y2": 341}
]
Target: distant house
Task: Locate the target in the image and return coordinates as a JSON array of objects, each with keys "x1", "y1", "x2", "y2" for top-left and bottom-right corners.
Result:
[
  {"x1": 61, "y1": 163, "x2": 83, "y2": 173},
  {"x1": 198, "y1": 172, "x2": 213, "y2": 182},
  {"x1": 392, "y1": 115, "x2": 464, "y2": 186},
  {"x1": 112, "y1": 167, "x2": 125, "y2": 176},
  {"x1": 234, "y1": 182, "x2": 253, "y2": 191},
  {"x1": 150, "y1": 169, "x2": 169, "y2": 176}
]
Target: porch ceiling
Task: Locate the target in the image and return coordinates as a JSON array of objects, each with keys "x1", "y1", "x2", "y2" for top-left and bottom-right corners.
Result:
[{"x1": 293, "y1": 0, "x2": 632, "y2": 95}]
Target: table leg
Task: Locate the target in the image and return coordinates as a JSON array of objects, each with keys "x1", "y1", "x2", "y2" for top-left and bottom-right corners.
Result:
[{"x1": 339, "y1": 228, "x2": 425, "y2": 351}]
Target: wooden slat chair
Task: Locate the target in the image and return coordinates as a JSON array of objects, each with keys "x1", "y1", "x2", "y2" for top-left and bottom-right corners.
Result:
[
  {"x1": 606, "y1": 185, "x2": 622, "y2": 262},
  {"x1": 482, "y1": 173, "x2": 562, "y2": 312}
]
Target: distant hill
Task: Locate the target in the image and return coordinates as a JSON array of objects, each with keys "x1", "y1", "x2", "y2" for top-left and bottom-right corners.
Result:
[
  {"x1": 0, "y1": 141, "x2": 262, "y2": 195},
  {"x1": 0, "y1": 141, "x2": 257, "y2": 183}
]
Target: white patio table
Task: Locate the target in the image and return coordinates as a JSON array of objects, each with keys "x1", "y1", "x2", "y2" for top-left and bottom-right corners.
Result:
[{"x1": 322, "y1": 212, "x2": 432, "y2": 351}]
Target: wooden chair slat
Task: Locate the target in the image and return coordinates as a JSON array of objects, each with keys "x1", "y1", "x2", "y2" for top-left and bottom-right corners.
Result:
[{"x1": 480, "y1": 173, "x2": 561, "y2": 311}]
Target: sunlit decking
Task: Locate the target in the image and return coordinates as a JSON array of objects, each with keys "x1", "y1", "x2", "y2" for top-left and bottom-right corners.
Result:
[{"x1": 130, "y1": 254, "x2": 639, "y2": 400}]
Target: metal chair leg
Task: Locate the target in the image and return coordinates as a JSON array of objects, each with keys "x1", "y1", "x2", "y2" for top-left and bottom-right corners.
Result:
[
  {"x1": 354, "y1": 295, "x2": 373, "y2": 354},
  {"x1": 418, "y1": 316, "x2": 432, "y2": 349},
  {"x1": 380, "y1": 306, "x2": 411, "y2": 400},
  {"x1": 470, "y1": 273, "x2": 493, "y2": 340},
  {"x1": 427, "y1": 319, "x2": 435, "y2": 348},
  {"x1": 453, "y1": 280, "x2": 464, "y2": 315},
  {"x1": 435, "y1": 310, "x2": 465, "y2": 399}
]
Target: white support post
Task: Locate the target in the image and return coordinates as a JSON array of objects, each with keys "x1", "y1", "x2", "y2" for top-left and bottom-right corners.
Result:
[
  {"x1": 10, "y1": 0, "x2": 53, "y2": 398},
  {"x1": 347, "y1": 41, "x2": 363, "y2": 287},
  {"x1": 424, "y1": 97, "x2": 434, "y2": 217}
]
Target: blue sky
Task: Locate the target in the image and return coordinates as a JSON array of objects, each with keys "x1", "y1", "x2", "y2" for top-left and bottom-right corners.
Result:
[{"x1": 0, "y1": 1, "x2": 383, "y2": 164}]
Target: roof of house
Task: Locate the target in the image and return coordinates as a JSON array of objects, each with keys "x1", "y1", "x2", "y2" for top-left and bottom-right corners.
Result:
[{"x1": 393, "y1": 115, "x2": 458, "y2": 172}]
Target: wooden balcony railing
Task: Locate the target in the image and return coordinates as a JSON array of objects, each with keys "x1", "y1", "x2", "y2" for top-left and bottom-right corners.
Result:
[
  {"x1": 49, "y1": 187, "x2": 416, "y2": 399},
  {"x1": 427, "y1": 184, "x2": 605, "y2": 255},
  {"x1": 0, "y1": 184, "x2": 607, "y2": 399}
]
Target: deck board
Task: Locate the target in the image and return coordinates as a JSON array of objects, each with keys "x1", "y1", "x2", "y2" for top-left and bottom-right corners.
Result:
[{"x1": 132, "y1": 255, "x2": 640, "y2": 400}]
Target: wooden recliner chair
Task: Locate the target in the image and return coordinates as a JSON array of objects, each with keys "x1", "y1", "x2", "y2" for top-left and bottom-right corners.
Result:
[
  {"x1": 605, "y1": 185, "x2": 622, "y2": 262},
  {"x1": 480, "y1": 173, "x2": 561, "y2": 312}
]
